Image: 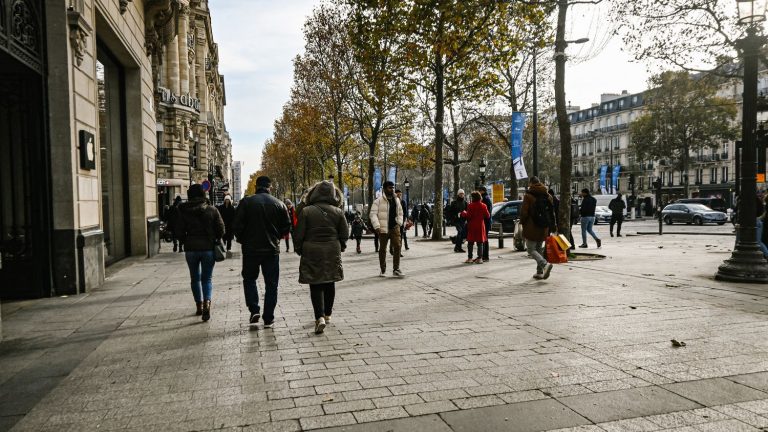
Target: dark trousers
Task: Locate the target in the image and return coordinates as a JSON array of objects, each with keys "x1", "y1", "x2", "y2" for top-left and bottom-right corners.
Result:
[
  {"x1": 467, "y1": 242, "x2": 484, "y2": 259},
  {"x1": 242, "y1": 253, "x2": 280, "y2": 322},
  {"x1": 224, "y1": 238, "x2": 232, "y2": 251},
  {"x1": 610, "y1": 215, "x2": 623, "y2": 235},
  {"x1": 354, "y1": 237, "x2": 362, "y2": 249},
  {"x1": 284, "y1": 237, "x2": 290, "y2": 251},
  {"x1": 482, "y1": 222, "x2": 490, "y2": 260},
  {"x1": 379, "y1": 229, "x2": 401, "y2": 272},
  {"x1": 421, "y1": 221, "x2": 429, "y2": 237},
  {"x1": 401, "y1": 225, "x2": 409, "y2": 249},
  {"x1": 454, "y1": 221, "x2": 466, "y2": 250},
  {"x1": 310, "y1": 283, "x2": 335, "y2": 320}
]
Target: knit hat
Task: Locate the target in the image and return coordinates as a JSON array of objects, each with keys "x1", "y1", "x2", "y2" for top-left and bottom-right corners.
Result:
[
  {"x1": 224, "y1": 195, "x2": 232, "y2": 202},
  {"x1": 457, "y1": 189, "x2": 465, "y2": 196},
  {"x1": 188, "y1": 184, "x2": 205, "y2": 199}
]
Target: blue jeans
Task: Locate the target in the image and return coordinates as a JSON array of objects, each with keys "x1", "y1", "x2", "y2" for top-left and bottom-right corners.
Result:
[
  {"x1": 580, "y1": 216, "x2": 600, "y2": 245},
  {"x1": 758, "y1": 218, "x2": 768, "y2": 257},
  {"x1": 242, "y1": 253, "x2": 280, "y2": 322},
  {"x1": 185, "y1": 250, "x2": 215, "y2": 302}
]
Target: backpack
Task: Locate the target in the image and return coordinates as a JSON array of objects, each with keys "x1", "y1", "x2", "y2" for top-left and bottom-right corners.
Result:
[{"x1": 532, "y1": 194, "x2": 556, "y2": 230}]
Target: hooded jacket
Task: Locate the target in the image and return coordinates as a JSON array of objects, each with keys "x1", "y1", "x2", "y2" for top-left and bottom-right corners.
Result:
[
  {"x1": 175, "y1": 197, "x2": 225, "y2": 251},
  {"x1": 520, "y1": 183, "x2": 554, "y2": 242},
  {"x1": 293, "y1": 181, "x2": 349, "y2": 284}
]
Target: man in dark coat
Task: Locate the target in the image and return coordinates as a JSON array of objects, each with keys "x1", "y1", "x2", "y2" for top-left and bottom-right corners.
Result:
[
  {"x1": 608, "y1": 193, "x2": 626, "y2": 237},
  {"x1": 166, "y1": 195, "x2": 184, "y2": 252},
  {"x1": 447, "y1": 190, "x2": 468, "y2": 252},
  {"x1": 233, "y1": 176, "x2": 292, "y2": 328},
  {"x1": 419, "y1": 204, "x2": 431, "y2": 238},
  {"x1": 578, "y1": 188, "x2": 601, "y2": 248},
  {"x1": 216, "y1": 195, "x2": 236, "y2": 251},
  {"x1": 478, "y1": 186, "x2": 493, "y2": 261},
  {"x1": 520, "y1": 177, "x2": 556, "y2": 279}
]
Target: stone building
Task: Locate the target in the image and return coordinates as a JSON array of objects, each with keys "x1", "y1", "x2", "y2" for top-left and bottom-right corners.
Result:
[
  {"x1": 232, "y1": 160, "x2": 243, "y2": 202},
  {"x1": 0, "y1": 0, "x2": 228, "y2": 300}
]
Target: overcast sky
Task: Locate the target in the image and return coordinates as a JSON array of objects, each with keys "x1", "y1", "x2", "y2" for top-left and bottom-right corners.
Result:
[{"x1": 209, "y1": 1, "x2": 653, "y2": 193}]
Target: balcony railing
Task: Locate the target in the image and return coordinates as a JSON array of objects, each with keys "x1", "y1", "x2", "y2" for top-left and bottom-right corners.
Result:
[{"x1": 157, "y1": 148, "x2": 170, "y2": 165}]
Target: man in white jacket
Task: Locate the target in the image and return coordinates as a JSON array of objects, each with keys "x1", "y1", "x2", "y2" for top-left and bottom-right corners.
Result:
[{"x1": 370, "y1": 181, "x2": 404, "y2": 277}]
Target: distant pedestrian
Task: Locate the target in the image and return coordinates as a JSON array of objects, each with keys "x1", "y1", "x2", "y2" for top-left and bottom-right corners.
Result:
[
  {"x1": 370, "y1": 181, "x2": 404, "y2": 277},
  {"x1": 351, "y1": 213, "x2": 365, "y2": 253},
  {"x1": 293, "y1": 181, "x2": 349, "y2": 334},
  {"x1": 578, "y1": 188, "x2": 601, "y2": 248},
  {"x1": 283, "y1": 199, "x2": 298, "y2": 252},
  {"x1": 419, "y1": 204, "x2": 431, "y2": 238},
  {"x1": 609, "y1": 193, "x2": 626, "y2": 237},
  {"x1": 217, "y1": 195, "x2": 236, "y2": 251},
  {"x1": 166, "y1": 195, "x2": 184, "y2": 253},
  {"x1": 233, "y1": 176, "x2": 292, "y2": 328},
  {"x1": 548, "y1": 189, "x2": 560, "y2": 231},
  {"x1": 447, "y1": 190, "x2": 468, "y2": 252},
  {"x1": 175, "y1": 184, "x2": 225, "y2": 320},
  {"x1": 461, "y1": 191, "x2": 490, "y2": 264},
  {"x1": 519, "y1": 177, "x2": 556, "y2": 279},
  {"x1": 395, "y1": 189, "x2": 408, "y2": 253},
  {"x1": 478, "y1": 186, "x2": 493, "y2": 261}
]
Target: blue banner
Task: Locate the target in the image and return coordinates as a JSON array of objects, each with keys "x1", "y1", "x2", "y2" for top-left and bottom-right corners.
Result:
[
  {"x1": 511, "y1": 112, "x2": 528, "y2": 180},
  {"x1": 343, "y1": 185, "x2": 349, "y2": 198},
  {"x1": 373, "y1": 167, "x2": 382, "y2": 197},
  {"x1": 612, "y1": 164, "x2": 621, "y2": 194},
  {"x1": 599, "y1": 165, "x2": 608, "y2": 195},
  {"x1": 443, "y1": 187, "x2": 449, "y2": 202},
  {"x1": 388, "y1": 166, "x2": 397, "y2": 184}
]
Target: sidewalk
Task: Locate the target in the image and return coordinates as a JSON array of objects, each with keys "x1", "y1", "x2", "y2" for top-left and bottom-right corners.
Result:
[{"x1": 3, "y1": 226, "x2": 768, "y2": 431}]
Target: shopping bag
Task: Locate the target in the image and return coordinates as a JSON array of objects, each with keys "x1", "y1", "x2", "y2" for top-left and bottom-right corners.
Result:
[
  {"x1": 555, "y1": 234, "x2": 571, "y2": 251},
  {"x1": 545, "y1": 236, "x2": 568, "y2": 264}
]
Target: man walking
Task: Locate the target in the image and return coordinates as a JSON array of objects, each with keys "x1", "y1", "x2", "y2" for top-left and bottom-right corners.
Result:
[
  {"x1": 519, "y1": 177, "x2": 556, "y2": 279},
  {"x1": 419, "y1": 204, "x2": 431, "y2": 238},
  {"x1": 233, "y1": 176, "x2": 292, "y2": 328},
  {"x1": 609, "y1": 193, "x2": 626, "y2": 237},
  {"x1": 447, "y1": 190, "x2": 468, "y2": 252},
  {"x1": 478, "y1": 186, "x2": 493, "y2": 262},
  {"x1": 370, "y1": 181, "x2": 404, "y2": 277},
  {"x1": 578, "y1": 188, "x2": 601, "y2": 248},
  {"x1": 396, "y1": 189, "x2": 409, "y2": 252}
]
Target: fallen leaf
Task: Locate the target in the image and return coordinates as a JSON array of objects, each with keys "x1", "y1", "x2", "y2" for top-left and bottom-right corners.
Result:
[
  {"x1": 323, "y1": 394, "x2": 334, "y2": 402},
  {"x1": 671, "y1": 339, "x2": 686, "y2": 348},
  {"x1": 658, "y1": 246, "x2": 664, "y2": 249},
  {"x1": 629, "y1": 306, "x2": 637, "y2": 309}
]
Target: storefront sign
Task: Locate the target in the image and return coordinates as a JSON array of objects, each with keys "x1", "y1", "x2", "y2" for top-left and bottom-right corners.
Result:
[
  {"x1": 157, "y1": 87, "x2": 201, "y2": 112},
  {"x1": 492, "y1": 183, "x2": 504, "y2": 203},
  {"x1": 79, "y1": 130, "x2": 96, "y2": 170}
]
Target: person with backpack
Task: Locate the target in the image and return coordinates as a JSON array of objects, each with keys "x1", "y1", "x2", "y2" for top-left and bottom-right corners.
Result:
[
  {"x1": 460, "y1": 191, "x2": 490, "y2": 264},
  {"x1": 351, "y1": 213, "x2": 365, "y2": 254},
  {"x1": 579, "y1": 188, "x2": 602, "y2": 248},
  {"x1": 608, "y1": 194, "x2": 626, "y2": 237},
  {"x1": 519, "y1": 177, "x2": 555, "y2": 279}
]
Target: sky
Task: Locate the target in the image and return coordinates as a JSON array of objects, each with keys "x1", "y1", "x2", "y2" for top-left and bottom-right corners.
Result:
[{"x1": 209, "y1": 1, "x2": 653, "y2": 194}]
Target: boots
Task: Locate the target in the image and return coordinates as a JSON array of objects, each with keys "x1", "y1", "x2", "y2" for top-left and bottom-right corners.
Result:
[
  {"x1": 202, "y1": 300, "x2": 211, "y2": 321},
  {"x1": 195, "y1": 302, "x2": 203, "y2": 316}
]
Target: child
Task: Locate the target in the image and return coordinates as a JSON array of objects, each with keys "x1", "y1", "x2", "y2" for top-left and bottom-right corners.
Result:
[
  {"x1": 460, "y1": 191, "x2": 490, "y2": 264},
  {"x1": 351, "y1": 213, "x2": 365, "y2": 254}
]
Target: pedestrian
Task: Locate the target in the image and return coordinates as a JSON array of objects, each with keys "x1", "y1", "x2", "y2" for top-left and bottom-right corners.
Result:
[
  {"x1": 174, "y1": 184, "x2": 225, "y2": 321},
  {"x1": 419, "y1": 204, "x2": 431, "y2": 238},
  {"x1": 233, "y1": 176, "x2": 292, "y2": 328},
  {"x1": 370, "y1": 181, "x2": 404, "y2": 277},
  {"x1": 519, "y1": 177, "x2": 556, "y2": 279},
  {"x1": 608, "y1": 193, "x2": 626, "y2": 237},
  {"x1": 395, "y1": 189, "x2": 408, "y2": 253},
  {"x1": 351, "y1": 212, "x2": 365, "y2": 253},
  {"x1": 216, "y1": 195, "x2": 236, "y2": 252},
  {"x1": 410, "y1": 205, "x2": 420, "y2": 236},
  {"x1": 478, "y1": 186, "x2": 493, "y2": 262},
  {"x1": 447, "y1": 190, "x2": 468, "y2": 252},
  {"x1": 166, "y1": 195, "x2": 184, "y2": 253},
  {"x1": 460, "y1": 191, "x2": 490, "y2": 264},
  {"x1": 578, "y1": 188, "x2": 601, "y2": 248},
  {"x1": 293, "y1": 181, "x2": 349, "y2": 334},
  {"x1": 548, "y1": 189, "x2": 560, "y2": 230},
  {"x1": 283, "y1": 199, "x2": 298, "y2": 252}
]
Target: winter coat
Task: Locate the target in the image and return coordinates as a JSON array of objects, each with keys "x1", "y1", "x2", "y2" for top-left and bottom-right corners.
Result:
[
  {"x1": 580, "y1": 195, "x2": 597, "y2": 217},
  {"x1": 175, "y1": 198, "x2": 225, "y2": 251},
  {"x1": 460, "y1": 201, "x2": 491, "y2": 243},
  {"x1": 481, "y1": 194, "x2": 493, "y2": 232},
  {"x1": 351, "y1": 218, "x2": 365, "y2": 238},
  {"x1": 370, "y1": 194, "x2": 404, "y2": 234},
  {"x1": 293, "y1": 181, "x2": 349, "y2": 285},
  {"x1": 609, "y1": 197, "x2": 626, "y2": 217},
  {"x1": 446, "y1": 199, "x2": 467, "y2": 224},
  {"x1": 283, "y1": 207, "x2": 298, "y2": 240},
  {"x1": 520, "y1": 183, "x2": 554, "y2": 242},
  {"x1": 217, "y1": 203, "x2": 236, "y2": 240},
  {"x1": 419, "y1": 206, "x2": 431, "y2": 224},
  {"x1": 233, "y1": 189, "x2": 292, "y2": 255}
]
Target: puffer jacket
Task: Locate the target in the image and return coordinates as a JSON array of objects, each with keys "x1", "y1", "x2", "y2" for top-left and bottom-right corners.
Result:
[
  {"x1": 175, "y1": 198, "x2": 225, "y2": 251},
  {"x1": 520, "y1": 183, "x2": 554, "y2": 242},
  {"x1": 293, "y1": 181, "x2": 349, "y2": 284},
  {"x1": 369, "y1": 194, "x2": 403, "y2": 234}
]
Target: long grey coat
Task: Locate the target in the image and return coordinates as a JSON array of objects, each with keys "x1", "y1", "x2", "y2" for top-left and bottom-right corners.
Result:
[{"x1": 293, "y1": 181, "x2": 349, "y2": 284}]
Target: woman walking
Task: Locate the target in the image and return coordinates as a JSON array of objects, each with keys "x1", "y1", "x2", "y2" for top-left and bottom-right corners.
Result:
[
  {"x1": 351, "y1": 213, "x2": 365, "y2": 254},
  {"x1": 283, "y1": 199, "x2": 298, "y2": 252},
  {"x1": 293, "y1": 181, "x2": 349, "y2": 334},
  {"x1": 175, "y1": 184, "x2": 225, "y2": 321},
  {"x1": 460, "y1": 191, "x2": 490, "y2": 264}
]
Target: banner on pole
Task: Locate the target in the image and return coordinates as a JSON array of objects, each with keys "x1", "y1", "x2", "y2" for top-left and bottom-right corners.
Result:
[
  {"x1": 492, "y1": 183, "x2": 505, "y2": 204},
  {"x1": 511, "y1": 112, "x2": 528, "y2": 180},
  {"x1": 388, "y1": 166, "x2": 397, "y2": 184},
  {"x1": 611, "y1": 164, "x2": 621, "y2": 194},
  {"x1": 599, "y1": 165, "x2": 608, "y2": 195},
  {"x1": 374, "y1": 167, "x2": 382, "y2": 198}
]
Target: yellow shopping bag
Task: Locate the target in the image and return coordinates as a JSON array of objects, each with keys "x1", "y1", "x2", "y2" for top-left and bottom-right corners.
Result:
[{"x1": 554, "y1": 234, "x2": 571, "y2": 251}]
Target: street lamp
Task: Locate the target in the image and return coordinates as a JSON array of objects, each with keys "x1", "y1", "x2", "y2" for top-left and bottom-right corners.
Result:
[
  {"x1": 404, "y1": 178, "x2": 410, "y2": 209},
  {"x1": 716, "y1": 0, "x2": 768, "y2": 282},
  {"x1": 479, "y1": 157, "x2": 487, "y2": 187}
]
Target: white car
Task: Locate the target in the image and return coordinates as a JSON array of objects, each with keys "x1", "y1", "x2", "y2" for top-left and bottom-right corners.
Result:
[{"x1": 595, "y1": 206, "x2": 612, "y2": 224}]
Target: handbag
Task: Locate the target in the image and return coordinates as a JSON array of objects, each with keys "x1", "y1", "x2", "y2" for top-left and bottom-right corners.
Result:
[
  {"x1": 214, "y1": 240, "x2": 226, "y2": 262},
  {"x1": 555, "y1": 234, "x2": 572, "y2": 251},
  {"x1": 545, "y1": 236, "x2": 568, "y2": 264}
]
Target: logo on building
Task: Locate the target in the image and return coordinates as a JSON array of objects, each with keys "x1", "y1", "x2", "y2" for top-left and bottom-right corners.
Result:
[{"x1": 158, "y1": 87, "x2": 201, "y2": 112}]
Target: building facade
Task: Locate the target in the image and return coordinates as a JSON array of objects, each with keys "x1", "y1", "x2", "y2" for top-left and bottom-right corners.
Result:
[
  {"x1": 232, "y1": 160, "x2": 243, "y2": 202},
  {"x1": 0, "y1": 0, "x2": 228, "y2": 300}
]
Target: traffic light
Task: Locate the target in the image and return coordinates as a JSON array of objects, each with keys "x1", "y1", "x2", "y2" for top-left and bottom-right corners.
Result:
[{"x1": 628, "y1": 173, "x2": 635, "y2": 189}]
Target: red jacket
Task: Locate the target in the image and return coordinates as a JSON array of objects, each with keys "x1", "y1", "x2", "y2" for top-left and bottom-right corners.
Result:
[{"x1": 461, "y1": 201, "x2": 491, "y2": 243}]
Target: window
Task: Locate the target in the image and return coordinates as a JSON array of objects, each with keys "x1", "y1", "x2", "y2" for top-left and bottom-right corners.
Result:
[
  {"x1": 722, "y1": 166, "x2": 728, "y2": 182},
  {"x1": 632, "y1": 96, "x2": 638, "y2": 104},
  {"x1": 619, "y1": 100, "x2": 625, "y2": 108},
  {"x1": 710, "y1": 167, "x2": 717, "y2": 184}
]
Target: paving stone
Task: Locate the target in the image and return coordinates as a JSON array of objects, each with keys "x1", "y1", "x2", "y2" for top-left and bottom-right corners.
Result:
[
  {"x1": 663, "y1": 378, "x2": 768, "y2": 407},
  {"x1": 270, "y1": 405, "x2": 324, "y2": 421},
  {"x1": 299, "y1": 413, "x2": 357, "y2": 430},
  {"x1": 452, "y1": 395, "x2": 506, "y2": 410},
  {"x1": 598, "y1": 417, "x2": 662, "y2": 431},
  {"x1": 404, "y1": 400, "x2": 458, "y2": 416},
  {"x1": 441, "y1": 398, "x2": 591, "y2": 432},
  {"x1": 371, "y1": 394, "x2": 424, "y2": 408},
  {"x1": 558, "y1": 386, "x2": 703, "y2": 423},
  {"x1": 313, "y1": 414, "x2": 452, "y2": 432},
  {"x1": 693, "y1": 419, "x2": 760, "y2": 431},
  {"x1": 352, "y1": 406, "x2": 409, "y2": 423},
  {"x1": 728, "y1": 372, "x2": 768, "y2": 393},
  {"x1": 322, "y1": 399, "x2": 375, "y2": 415}
]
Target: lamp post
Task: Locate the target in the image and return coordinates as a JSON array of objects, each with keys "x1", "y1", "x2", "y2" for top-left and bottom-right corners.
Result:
[
  {"x1": 716, "y1": 0, "x2": 768, "y2": 283},
  {"x1": 479, "y1": 158, "x2": 487, "y2": 187},
  {"x1": 404, "y1": 178, "x2": 411, "y2": 209}
]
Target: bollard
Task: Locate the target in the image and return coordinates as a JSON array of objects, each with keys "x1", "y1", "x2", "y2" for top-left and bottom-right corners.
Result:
[{"x1": 492, "y1": 223, "x2": 503, "y2": 248}]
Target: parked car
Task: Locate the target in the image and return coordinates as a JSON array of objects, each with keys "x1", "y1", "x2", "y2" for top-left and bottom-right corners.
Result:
[
  {"x1": 594, "y1": 206, "x2": 612, "y2": 224},
  {"x1": 490, "y1": 200, "x2": 522, "y2": 234},
  {"x1": 661, "y1": 203, "x2": 728, "y2": 225},
  {"x1": 674, "y1": 197, "x2": 728, "y2": 213}
]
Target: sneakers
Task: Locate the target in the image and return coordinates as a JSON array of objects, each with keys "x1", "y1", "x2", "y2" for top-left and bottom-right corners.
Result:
[
  {"x1": 324, "y1": 315, "x2": 331, "y2": 325},
  {"x1": 533, "y1": 273, "x2": 544, "y2": 279},
  {"x1": 263, "y1": 320, "x2": 274, "y2": 329},
  {"x1": 596, "y1": 238, "x2": 602, "y2": 248},
  {"x1": 379, "y1": 271, "x2": 386, "y2": 277},
  {"x1": 578, "y1": 244, "x2": 588, "y2": 248},
  {"x1": 393, "y1": 269, "x2": 404, "y2": 278},
  {"x1": 249, "y1": 313, "x2": 260, "y2": 324},
  {"x1": 464, "y1": 258, "x2": 474, "y2": 264},
  {"x1": 315, "y1": 317, "x2": 326, "y2": 334},
  {"x1": 542, "y1": 263, "x2": 553, "y2": 279}
]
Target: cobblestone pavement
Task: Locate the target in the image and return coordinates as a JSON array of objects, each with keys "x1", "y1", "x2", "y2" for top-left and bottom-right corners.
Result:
[{"x1": 3, "y1": 225, "x2": 768, "y2": 432}]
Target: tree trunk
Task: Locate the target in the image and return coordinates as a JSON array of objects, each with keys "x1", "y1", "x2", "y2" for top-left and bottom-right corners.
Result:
[
  {"x1": 555, "y1": 0, "x2": 573, "y2": 234},
  {"x1": 509, "y1": 162, "x2": 518, "y2": 199},
  {"x1": 335, "y1": 148, "x2": 343, "y2": 191},
  {"x1": 367, "y1": 145, "x2": 375, "y2": 218},
  {"x1": 453, "y1": 154, "x2": 460, "y2": 196},
  {"x1": 432, "y1": 51, "x2": 445, "y2": 240}
]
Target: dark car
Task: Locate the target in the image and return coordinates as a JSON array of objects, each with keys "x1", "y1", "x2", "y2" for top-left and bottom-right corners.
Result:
[
  {"x1": 674, "y1": 197, "x2": 728, "y2": 213},
  {"x1": 661, "y1": 203, "x2": 728, "y2": 225},
  {"x1": 490, "y1": 200, "x2": 522, "y2": 233}
]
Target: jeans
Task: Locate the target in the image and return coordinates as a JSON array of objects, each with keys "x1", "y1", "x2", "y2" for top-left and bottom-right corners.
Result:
[
  {"x1": 185, "y1": 250, "x2": 215, "y2": 302},
  {"x1": 610, "y1": 215, "x2": 623, "y2": 236},
  {"x1": 525, "y1": 239, "x2": 548, "y2": 273},
  {"x1": 758, "y1": 218, "x2": 768, "y2": 257},
  {"x1": 378, "y1": 228, "x2": 401, "y2": 272},
  {"x1": 400, "y1": 225, "x2": 409, "y2": 249},
  {"x1": 454, "y1": 220, "x2": 466, "y2": 249},
  {"x1": 580, "y1": 216, "x2": 600, "y2": 245},
  {"x1": 242, "y1": 253, "x2": 280, "y2": 322},
  {"x1": 468, "y1": 242, "x2": 484, "y2": 260},
  {"x1": 310, "y1": 283, "x2": 335, "y2": 320}
]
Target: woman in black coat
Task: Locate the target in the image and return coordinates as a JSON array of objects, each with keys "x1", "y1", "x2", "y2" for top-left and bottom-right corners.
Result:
[{"x1": 217, "y1": 195, "x2": 236, "y2": 251}]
